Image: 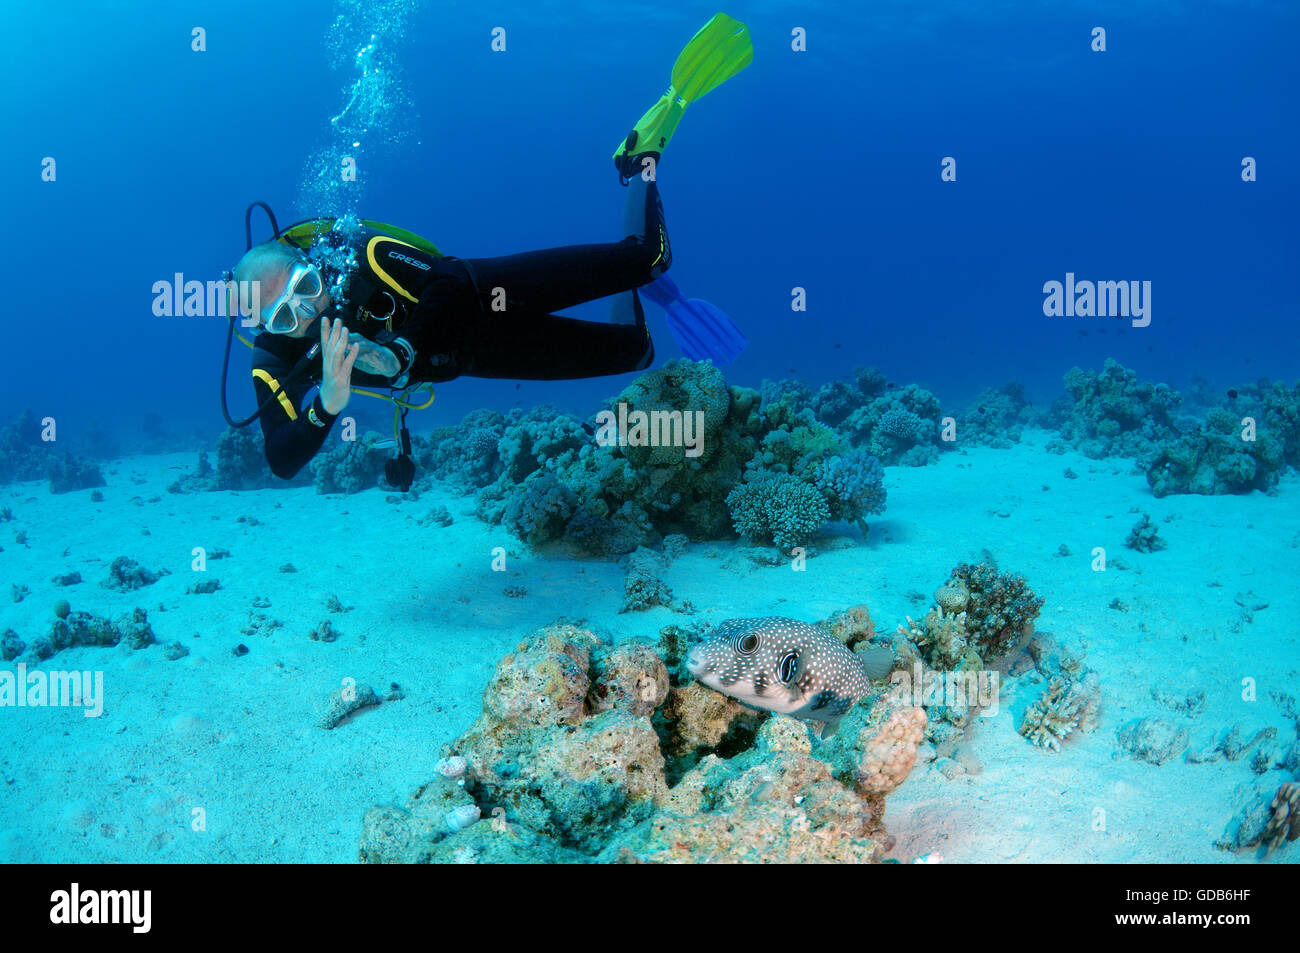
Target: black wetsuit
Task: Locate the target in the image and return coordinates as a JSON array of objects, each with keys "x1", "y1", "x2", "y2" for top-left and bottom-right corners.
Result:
[{"x1": 252, "y1": 181, "x2": 667, "y2": 479}]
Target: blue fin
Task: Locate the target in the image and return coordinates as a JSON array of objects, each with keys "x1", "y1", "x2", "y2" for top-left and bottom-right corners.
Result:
[{"x1": 642, "y1": 275, "x2": 748, "y2": 365}]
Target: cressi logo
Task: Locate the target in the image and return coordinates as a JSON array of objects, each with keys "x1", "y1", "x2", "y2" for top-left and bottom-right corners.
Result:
[{"x1": 387, "y1": 250, "x2": 431, "y2": 270}]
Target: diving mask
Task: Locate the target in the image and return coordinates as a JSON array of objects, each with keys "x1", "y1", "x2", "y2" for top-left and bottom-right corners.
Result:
[{"x1": 262, "y1": 259, "x2": 325, "y2": 334}]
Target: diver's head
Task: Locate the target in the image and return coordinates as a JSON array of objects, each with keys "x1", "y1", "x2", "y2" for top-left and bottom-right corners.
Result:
[{"x1": 232, "y1": 241, "x2": 332, "y2": 337}]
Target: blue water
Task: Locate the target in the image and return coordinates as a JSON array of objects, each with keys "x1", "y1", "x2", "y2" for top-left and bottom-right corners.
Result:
[{"x1": 2, "y1": 0, "x2": 1295, "y2": 435}]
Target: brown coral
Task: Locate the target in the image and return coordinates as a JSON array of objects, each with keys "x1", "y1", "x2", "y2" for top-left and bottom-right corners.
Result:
[
  {"x1": 854, "y1": 704, "x2": 929, "y2": 795},
  {"x1": 660, "y1": 681, "x2": 760, "y2": 753},
  {"x1": 612, "y1": 716, "x2": 889, "y2": 863},
  {"x1": 896, "y1": 562, "x2": 1044, "y2": 672},
  {"x1": 588, "y1": 639, "x2": 670, "y2": 718},
  {"x1": 947, "y1": 562, "x2": 1044, "y2": 661},
  {"x1": 820, "y1": 692, "x2": 928, "y2": 797},
  {"x1": 1263, "y1": 781, "x2": 1300, "y2": 852},
  {"x1": 819, "y1": 604, "x2": 876, "y2": 647},
  {"x1": 479, "y1": 624, "x2": 599, "y2": 728},
  {"x1": 1020, "y1": 678, "x2": 1079, "y2": 751}
]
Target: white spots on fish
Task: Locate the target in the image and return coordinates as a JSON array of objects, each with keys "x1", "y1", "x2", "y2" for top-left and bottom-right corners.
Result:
[{"x1": 685, "y1": 617, "x2": 888, "y2": 731}]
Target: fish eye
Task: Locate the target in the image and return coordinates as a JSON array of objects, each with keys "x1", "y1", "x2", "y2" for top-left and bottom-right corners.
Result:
[
  {"x1": 777, "y1": 651, "x2": 799, "y2": 684},
  {"x1": 734, "y1": 633, "x2": 760, "y2": 655}
]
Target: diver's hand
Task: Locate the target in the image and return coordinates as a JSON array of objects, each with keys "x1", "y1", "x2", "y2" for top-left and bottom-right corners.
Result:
[
  {"x1": 351, "y1": 337, "x2": 401, "y2": 377},
  {"x1": 319, "y1": 316, "x2": 359, "y2": 415}
]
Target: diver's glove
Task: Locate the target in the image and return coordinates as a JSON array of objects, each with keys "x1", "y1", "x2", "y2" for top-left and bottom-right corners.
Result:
[{"x1": 374, "y1": 331, "x2": 416, "y2": 388}]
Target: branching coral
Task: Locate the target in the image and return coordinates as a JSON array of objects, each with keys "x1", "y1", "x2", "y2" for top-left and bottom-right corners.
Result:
[
  {"x1": 501, "y1": 471, "x2": 577, "y2": 546},
  {"x1": 1230, "y1": 379, "x2": 1300, "y2": 469},
  {"x1": 566, "y1": 500, "x2": 655, "y2": 557},
  {"x1": 726, "y1": 473, "x2": 830, "y2": 549},
  {"x1": 1020, "y1": 672, "x2": 1100, "y2": 752},
  {"x1": 473, "y1": 361, "x2": 764, "y2": 552},
  {"x1": 877, "y1": 407, "x2": 929, "y2": 444},
  {"x1": 744, "y1": 415, "x2": 831, "y2": 478},
  {"x1": 896, "y1": 607, "x2": 975, "y2": 672},
  {"x1": 447, "y1": 361, "x2": 895, "y2": 553},
  {"x1": 811, "y1": 449, "x2": 887, "y2": 525},
  {"x1": 854, "y1": 366, "x2": 890, "y2": 398},
  {"x1": 417, "y1": 410, "x2": 505, "y2": 490},
  {"x1": 946, "y1": 562, "x2": 1044, "y2": 661},
  {"x1": 893, "y1": 560, "x2": 1049, "y2": 738},
  {"x1": 759, "y1": 377, "x2": 815, "y2": 426},
  {"x1": 810, "y1": 380, "x2": 861, "y2": 427},
  {"x1": 496, "y1": 407, "x2": 588, "y2": 482},
  {"x1": 215, "y1": 426, "x2": 274, "y2": 489},
  {"x1": 1049, "y1": 368, "x2": 1296, "y2": 493}
]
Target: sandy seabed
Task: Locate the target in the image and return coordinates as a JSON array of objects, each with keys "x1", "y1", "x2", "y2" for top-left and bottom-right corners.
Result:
[{"x1": 0, "y1": 429, "x2": 1296, "y2": 863}]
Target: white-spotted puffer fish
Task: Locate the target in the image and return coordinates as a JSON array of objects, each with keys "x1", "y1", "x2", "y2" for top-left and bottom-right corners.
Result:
[{"x1": 685, "y1": 617, "x2": 894, "y2": 736}]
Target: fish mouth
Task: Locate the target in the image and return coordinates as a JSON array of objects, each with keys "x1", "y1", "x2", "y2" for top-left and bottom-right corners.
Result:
[{"x1": 685, "y1": 647, "x2": 706, "y2": 676}]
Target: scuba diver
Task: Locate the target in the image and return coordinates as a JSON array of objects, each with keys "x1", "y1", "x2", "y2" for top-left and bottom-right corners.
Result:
[{"x1": 221, "y1": 13, "x2": 753, "y2": 488}]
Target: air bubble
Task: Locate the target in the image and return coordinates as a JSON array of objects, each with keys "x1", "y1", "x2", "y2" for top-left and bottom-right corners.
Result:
[{"x1": 295, "y1": 0, "x2": 420, "y2": 219}]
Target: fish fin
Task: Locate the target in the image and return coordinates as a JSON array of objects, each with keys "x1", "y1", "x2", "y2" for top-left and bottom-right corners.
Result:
[
  {"x1": 857, "y1": 646, "x2": 896, "y2": 680},
  {"x1": 812, "y1": 719, "x2": 839, "y2": 741}
]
